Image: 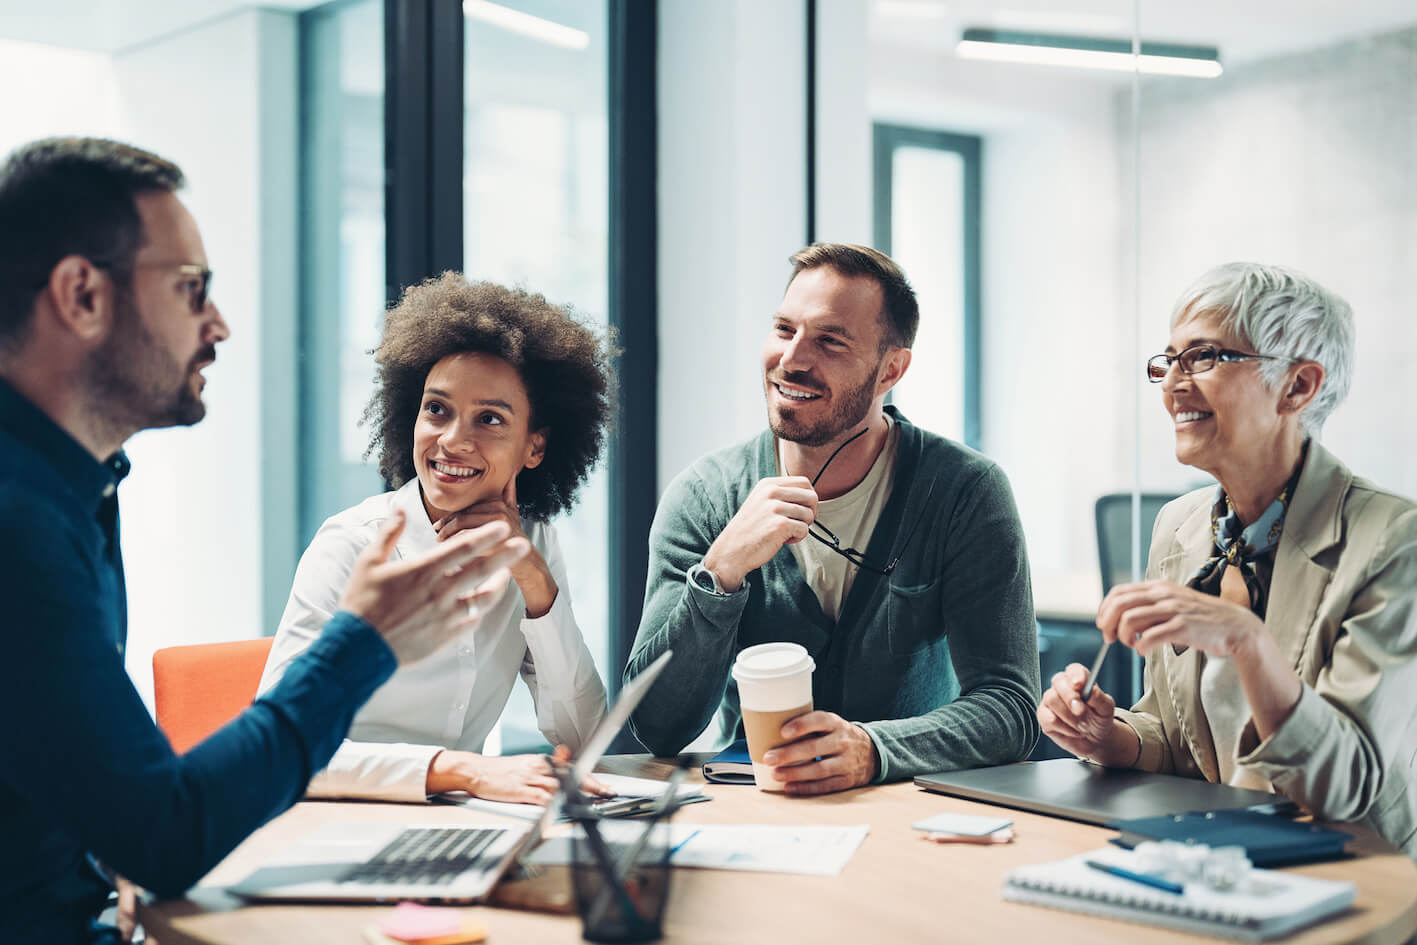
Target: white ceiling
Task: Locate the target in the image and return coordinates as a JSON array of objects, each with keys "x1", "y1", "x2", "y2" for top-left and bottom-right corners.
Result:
[
  {"x1": 871, "y1": 0, "x2": 1417, "y2": 67},
  {"x1": 4, "y1": 0, "x2": 1415, "y2": 70},
  {"x1": 0, "y1": 0, "x2": 317, "y2": 54}
]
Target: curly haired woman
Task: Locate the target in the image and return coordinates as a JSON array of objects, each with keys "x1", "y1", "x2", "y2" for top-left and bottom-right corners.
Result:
[{"x1": 259, "y1": 273, "x2": 617, "y2": 804}]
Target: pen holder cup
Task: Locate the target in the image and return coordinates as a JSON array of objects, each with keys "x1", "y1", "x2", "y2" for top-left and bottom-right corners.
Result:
[{"x1": 570, "y1": 811, "x2": 674, "y2": 944}]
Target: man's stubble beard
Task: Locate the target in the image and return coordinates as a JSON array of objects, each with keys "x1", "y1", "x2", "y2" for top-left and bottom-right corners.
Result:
[
  {"x1": 84, "y1": 288, "x2": 208, "y2": 438},
  {"x1": 767, "y1": 362, "x2": 878, "y2": 448}
]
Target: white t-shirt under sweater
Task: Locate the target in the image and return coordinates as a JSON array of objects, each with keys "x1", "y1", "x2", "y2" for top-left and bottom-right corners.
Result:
[
  {"x1": 780, "y1": 416, "x2": 899, "y2": 621},
  {"x1": 257, "y1": 478, "x2": 608, "y2": 802}
]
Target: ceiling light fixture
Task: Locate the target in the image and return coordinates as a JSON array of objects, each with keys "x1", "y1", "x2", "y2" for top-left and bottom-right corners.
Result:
[
  {"x1": 463, "y1": 1, "x2": 589, "y2": 51},
  {"x1": 957, "y1": 28, "x2": 1222, "y2": 78},
  {"x1": 875, "y1": 0, "x2": 950, "y2": 20}
]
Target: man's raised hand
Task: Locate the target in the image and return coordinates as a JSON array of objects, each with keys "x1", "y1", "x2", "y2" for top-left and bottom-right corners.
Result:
[
  {"x1": 702, "y1": 476, "x2": 818, "y2": 592},
  {"x1": 337, "y1": 509, "x2": 530, "y2": 664}
]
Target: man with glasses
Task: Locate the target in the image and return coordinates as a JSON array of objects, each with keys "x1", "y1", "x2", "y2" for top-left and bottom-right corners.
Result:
[
  {"x1": 626, "y1": 243, "x2": 1039, "y2": 795},
  {"x1": 0, "y1": 138, "x2": 528, "y2": 944}
]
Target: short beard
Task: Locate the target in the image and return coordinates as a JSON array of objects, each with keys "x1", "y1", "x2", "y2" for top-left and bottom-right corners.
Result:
[
  {"x1": 84, "y1": 288, "x2": 208, "y2": 438},
  {"x1": 767, "y1": 366, "x2": 878, "y2": 448}
]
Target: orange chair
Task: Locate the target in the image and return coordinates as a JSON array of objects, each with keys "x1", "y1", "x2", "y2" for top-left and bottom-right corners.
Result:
[{"x1": 152, "y1": 638, "x2": 275, "y2": 754}]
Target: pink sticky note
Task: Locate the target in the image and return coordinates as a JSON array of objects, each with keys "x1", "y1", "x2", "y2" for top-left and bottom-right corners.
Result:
[{"x1": 378, "y1": 902, "x2": 464, "y2": 942}]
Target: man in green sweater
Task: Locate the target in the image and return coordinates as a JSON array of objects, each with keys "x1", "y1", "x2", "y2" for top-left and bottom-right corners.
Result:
[{"x1": 625, "y1": 243, "x2": 1039, "y2": 795}]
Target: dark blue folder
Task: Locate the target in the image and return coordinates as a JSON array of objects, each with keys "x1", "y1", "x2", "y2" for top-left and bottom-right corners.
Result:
[
  {"x1": 1109, "y1": 809, "x2": 1354, "y2": 867},
  {"x1": 701, "y1": 738, "x2": 755, "y2": 784}
]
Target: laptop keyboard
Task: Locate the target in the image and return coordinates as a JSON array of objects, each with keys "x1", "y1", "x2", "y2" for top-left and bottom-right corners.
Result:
[{"x1": 341, "y1": 827, "x2": 504, "y2": 886}]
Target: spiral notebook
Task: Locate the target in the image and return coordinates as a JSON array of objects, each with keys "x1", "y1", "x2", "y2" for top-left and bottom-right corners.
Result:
[{"x1": 1002, "y1": 847, "x2": 1355, "y2": 942}]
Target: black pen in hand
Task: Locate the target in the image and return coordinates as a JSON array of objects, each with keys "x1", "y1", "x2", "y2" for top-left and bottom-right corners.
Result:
[{"x1": 1080, "y1": 640, "x2": 1110, "y2": 701}]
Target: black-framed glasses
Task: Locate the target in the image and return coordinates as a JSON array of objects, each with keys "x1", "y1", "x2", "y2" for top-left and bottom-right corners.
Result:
[
  {"x1": 33, "y1": 259, "x2": 214, "y2": 314},
  {"x1": 138, "y1": 262, "x2": 214, "y2": 314},
  {"x1": 803, "y1": 427, "x2": 929, "y2": 576},
  {"x1": 1145, "y1": 343, "x2": 1295, "y2": 383}
]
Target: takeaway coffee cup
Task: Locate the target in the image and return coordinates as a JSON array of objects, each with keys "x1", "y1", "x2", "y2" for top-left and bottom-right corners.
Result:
[{"x1": 731, "y1": 642, "x2": 815, "y2": 792}]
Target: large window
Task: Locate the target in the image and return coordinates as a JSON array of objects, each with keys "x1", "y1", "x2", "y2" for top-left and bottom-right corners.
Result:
[
  {"x1": 872, "y1": 124, "x2": 981, "y2": 448},
  {"x1": 299, "y1": 0, "x2": 386, "y2": 542},
  {"x1": 462, "y1": 0, "x2": 611, "y2": 753},
  {"x1": 300, "y1": 0, "x2": 627, "y2": 755}
]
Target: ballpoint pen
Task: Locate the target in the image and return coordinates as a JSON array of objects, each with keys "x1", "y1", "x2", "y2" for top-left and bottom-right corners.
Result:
[
  {"x1": 1084, "y1": 858, "x2": 1185, "y2": 894},
  {"x1": 668, "y1": 829, "x2": 700, "y2": 860},
  {"x1": 593, "y1": 795, "x2": 657, "y2": 817},
  {"x1": 1079, "y1": 640, "x2": 1110, "y2": 701}
]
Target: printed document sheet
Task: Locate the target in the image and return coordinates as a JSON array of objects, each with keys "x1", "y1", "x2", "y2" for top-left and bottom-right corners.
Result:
[{"x1": 530, "y1": 823, "x2": 870, "y2": 876}]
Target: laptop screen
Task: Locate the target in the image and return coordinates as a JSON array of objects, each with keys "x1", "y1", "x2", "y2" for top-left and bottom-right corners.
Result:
[{"x1": 570, "y1": 649, "x2": 672, "y2": 786}]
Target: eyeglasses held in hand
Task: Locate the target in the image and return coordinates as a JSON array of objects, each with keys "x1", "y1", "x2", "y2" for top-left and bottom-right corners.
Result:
[
  {"x1": 803, "y1": 426, "x2": 929, "y2": 576},
  {"x1": 1145, "y1": 343, "x2": 1295, "y2": 383}
]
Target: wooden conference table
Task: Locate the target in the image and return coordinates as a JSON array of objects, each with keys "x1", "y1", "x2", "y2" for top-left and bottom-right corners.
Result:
[{"x1": 142, "y1": 755, "x2": 1417, "y2": 945}]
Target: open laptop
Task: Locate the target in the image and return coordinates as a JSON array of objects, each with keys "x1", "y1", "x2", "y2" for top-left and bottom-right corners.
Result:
[
  {"x1": 915, "y1": 758, "x2": 1296, "y2": 826},
  {"x1": 229, "y1": 649, "x2": 673, "y2": 903}
]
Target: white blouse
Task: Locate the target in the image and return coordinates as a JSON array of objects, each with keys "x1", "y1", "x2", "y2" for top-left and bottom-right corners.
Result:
[{"x1": 257, "y1": 479, "x2": 608, "y2": 802}]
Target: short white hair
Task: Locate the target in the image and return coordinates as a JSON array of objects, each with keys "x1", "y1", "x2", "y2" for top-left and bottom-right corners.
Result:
[{"x1": 1169, "y1": 262, "x2": 1354, "y2": 435}]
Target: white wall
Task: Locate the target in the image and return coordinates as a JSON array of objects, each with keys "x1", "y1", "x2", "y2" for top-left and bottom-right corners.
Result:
[
  {"x1": 0, "y1": 21, "x2": 298, "y2": 710},
  {"x1": 113, "y1": 9, "x2": 299, "y2": 709},
  {"x1": 1130, "y1": 26, "x2": 1417, "y2": 502},
  {"x1": 0, "y1": 39, "x2": 120, "y2": 150},
  {"x1": 656, "y1": 0, "x2": 808, "y2": 488}
]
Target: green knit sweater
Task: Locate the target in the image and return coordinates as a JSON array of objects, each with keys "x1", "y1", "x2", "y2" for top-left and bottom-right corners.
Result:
[{"x1": 625, "y1": 408, "x2": 1041, "y2": 781}]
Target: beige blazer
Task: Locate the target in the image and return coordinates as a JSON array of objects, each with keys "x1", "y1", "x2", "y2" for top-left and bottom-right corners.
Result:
[{"x1": 1115, "y1": 440, "x2": 1417, "y2": 857}]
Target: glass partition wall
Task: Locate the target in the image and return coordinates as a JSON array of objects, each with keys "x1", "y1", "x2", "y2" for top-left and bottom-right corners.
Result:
[
  {"x1": 1132, "y1": 3, "x2": 1417, "y2": 504},
  {"x1": 854, "y1": 0, "x2": 1417, "y2": 758},
  {"x1": 860, "y1": 0, "x2": 1148, "y2": 740}
]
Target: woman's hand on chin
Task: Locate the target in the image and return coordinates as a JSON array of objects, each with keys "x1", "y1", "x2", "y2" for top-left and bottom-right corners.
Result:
[
  {"x1": 425, "y1": 745, "x2": 613, "y2": 803},
  {"x1": 1097, "y1": 579, "x2": 1265, "y2": 658},
  {"x1": 433, "y1": 476, "x2": 558, "y2": 617}
]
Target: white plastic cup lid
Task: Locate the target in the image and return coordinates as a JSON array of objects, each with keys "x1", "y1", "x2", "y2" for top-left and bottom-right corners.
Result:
[{"x1": 731, "y1": 642, "x2": 815, "y2": 682}]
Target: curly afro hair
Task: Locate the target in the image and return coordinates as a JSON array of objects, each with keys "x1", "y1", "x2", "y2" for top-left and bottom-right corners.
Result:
[{"x1": 363, "y1": 272, "x2": 617, "y2": 522}]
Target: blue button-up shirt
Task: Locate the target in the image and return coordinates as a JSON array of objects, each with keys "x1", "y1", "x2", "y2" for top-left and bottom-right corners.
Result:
[{"x1": 0, "y1": 379, "x2": 398, "y2": 944}]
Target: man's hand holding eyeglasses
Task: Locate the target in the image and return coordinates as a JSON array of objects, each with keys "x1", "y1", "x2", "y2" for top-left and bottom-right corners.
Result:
[{"x1": 701, "y1": 476, "x2": 818, "y2": 593}]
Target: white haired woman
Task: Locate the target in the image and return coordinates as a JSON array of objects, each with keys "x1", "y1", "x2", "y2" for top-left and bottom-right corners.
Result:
[{"x1": 1039, "y1": 262, "x2": 1417, "y2": 856}]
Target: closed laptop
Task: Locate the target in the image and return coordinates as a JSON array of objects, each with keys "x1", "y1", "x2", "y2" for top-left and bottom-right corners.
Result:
[{"x1": 915, "y1": 759, "x2": 1294, "y2": 826}]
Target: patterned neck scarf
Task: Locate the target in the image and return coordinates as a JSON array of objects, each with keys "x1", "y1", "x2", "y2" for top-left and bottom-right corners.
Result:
[{"x1": 1187, "y1": 445, "x2": 1308, "y2": 619}]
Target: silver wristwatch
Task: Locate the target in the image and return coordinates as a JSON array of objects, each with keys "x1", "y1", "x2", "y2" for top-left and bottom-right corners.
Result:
[{"x1": 689, "y1": 562, "x2": 731, "y2": 596}]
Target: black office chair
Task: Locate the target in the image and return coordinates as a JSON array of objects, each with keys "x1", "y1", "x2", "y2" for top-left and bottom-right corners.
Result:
[
  {"x1": 1030, "y1": 493, "x2": 1184, "y2": 761},
  {"x1": 1094, "y1": 493, "x2": 1180, "y2": 595}
]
